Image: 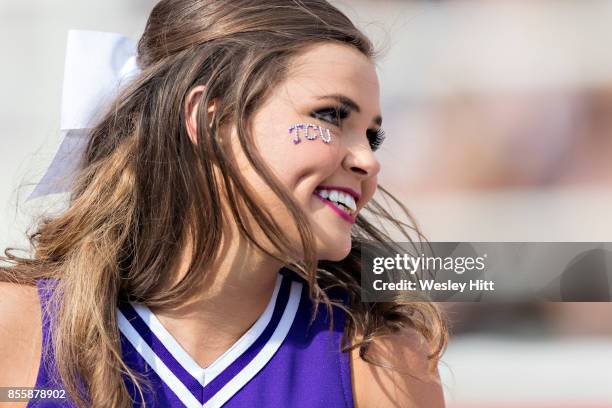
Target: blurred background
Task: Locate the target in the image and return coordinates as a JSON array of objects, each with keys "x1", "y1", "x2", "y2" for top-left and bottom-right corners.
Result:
[{"x1": 1, "y1": 0, "x2": 612, "y2": 406}]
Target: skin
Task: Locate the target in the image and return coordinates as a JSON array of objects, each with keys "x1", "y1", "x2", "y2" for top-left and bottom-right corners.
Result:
[
  {"x1": 152, "y1": 42, "x2": 444, "y2": 407},
  {"x1": 0, "y1": 42, "x2": 445, "y2": 407},
  {"x1": 147, "y1": 42, "x2": 382, "y2": 371},
  {"x1": 242, "y1": 42, "x2": 382, "y2": 262},
  {"x1": 0, "y1": 282, "x2": 41, "y2": 407}
]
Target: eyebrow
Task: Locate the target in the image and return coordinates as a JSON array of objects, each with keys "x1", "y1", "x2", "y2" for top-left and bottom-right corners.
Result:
[{"x1": 316, "y1": 94, "x2": 383, "y2": 126}]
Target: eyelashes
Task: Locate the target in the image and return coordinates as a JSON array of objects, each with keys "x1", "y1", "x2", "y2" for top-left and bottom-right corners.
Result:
[
  {"x1": 367, "y1": 128, "x2": 386, "y2": 152},
  {"x1": 311, "y1": 106, "x2": 350, "y2": 126},
  {"x1": 310, "y1": 105, "x2": 385, "y2": 152}
]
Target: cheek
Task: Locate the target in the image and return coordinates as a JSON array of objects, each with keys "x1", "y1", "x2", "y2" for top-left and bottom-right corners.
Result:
[
  {"x1": 257, "y1": 133, "x2": 340, "y2": 189},
  {"x1": 231, "y1": 128, "x2": 340, "y2": 220},
  {"x1": 360, "y1": 176, "x2": 379, "y2": 206}
]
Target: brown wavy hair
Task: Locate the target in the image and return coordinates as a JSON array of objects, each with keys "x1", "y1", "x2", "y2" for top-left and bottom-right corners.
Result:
[{"x1": 0, "y1": 0, "x2": 448, "y2": 406}]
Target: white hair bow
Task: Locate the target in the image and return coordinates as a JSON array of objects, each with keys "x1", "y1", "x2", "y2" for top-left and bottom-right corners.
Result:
[{"x1": 27, "y1": 30, "x2": 141, "y2": 201}]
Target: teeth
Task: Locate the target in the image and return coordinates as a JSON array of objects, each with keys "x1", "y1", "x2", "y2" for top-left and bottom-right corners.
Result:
[
  {"x1": 316, "y1": 188, "x2": 358, "y2": 215},
  {"x1": 345, "y1": 195, "x2": 356, "y2": 212},
  {"x1": 329, "y1": 190, "x2": 339, "y2": 203}
]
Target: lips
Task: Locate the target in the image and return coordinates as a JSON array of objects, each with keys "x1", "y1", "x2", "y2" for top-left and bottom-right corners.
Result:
[
  {"x1": 313, "y1": 193, "x2": 356, "y2": 224},
  {"x1": 316, "y1": 184, "x2": 361, "y2": 204},
  {"x1": 312, "y1": 184, "x2": 361, "y2": 224}
]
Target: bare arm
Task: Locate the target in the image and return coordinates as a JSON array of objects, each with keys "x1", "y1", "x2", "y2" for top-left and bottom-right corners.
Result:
[
  {"x1": 0, "y1": 281, "x2": 42, "y2": 395},
  {"x1": 350, "y1": 327, "x2": 445, "y2": 408}
]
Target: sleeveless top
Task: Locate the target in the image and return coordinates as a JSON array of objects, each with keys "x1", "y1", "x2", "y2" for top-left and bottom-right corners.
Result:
[{"x1": 28, "y1": 268, "x2": 354, "y2": 407}]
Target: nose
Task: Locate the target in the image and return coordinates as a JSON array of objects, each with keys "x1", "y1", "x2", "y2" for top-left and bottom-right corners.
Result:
[{"x1": 342, "y1": 143, "x2": 381, "y2": 179}]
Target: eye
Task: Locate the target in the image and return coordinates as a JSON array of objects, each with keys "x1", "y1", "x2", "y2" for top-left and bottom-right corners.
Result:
[
  {"x1": 310, "y1": 105, "x2": 350, "y2": 127},
  {"x1": 367, "y1": 128, "x2": 386, "y2": 152}
]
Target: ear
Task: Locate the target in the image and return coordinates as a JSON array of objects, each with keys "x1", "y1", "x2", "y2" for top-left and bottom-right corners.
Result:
[{"x1": 185, "y1": 85, "x2": 217, "y2": 146}]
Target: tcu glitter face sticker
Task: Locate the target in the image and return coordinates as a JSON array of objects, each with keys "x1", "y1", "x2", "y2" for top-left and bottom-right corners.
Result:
[{"x1": 289, "y1": 124, "x2": 332, "y2": 145}]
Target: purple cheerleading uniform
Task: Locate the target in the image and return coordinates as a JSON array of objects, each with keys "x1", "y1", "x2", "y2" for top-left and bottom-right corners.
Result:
[{"x1": 29, "y1": 268, "x2": 354, "y2": 407}]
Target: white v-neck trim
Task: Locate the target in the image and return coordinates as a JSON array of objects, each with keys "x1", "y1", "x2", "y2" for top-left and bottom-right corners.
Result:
[
  {"x1": 118, "y1": 312, "x2": 202, "y2": 408},
  {"x1": 203, "y1": 279, "x2": 303, "y2": 407},
  {"x1": 130, "y1": 272, "x2": 283, "y2": 386},
  {"x1": 118, "y1": 275, "x2": 304, "y2": 407}
]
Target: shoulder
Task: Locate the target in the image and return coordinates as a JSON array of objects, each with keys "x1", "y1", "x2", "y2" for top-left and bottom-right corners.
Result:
[
  {"x1": 350, "y1": 327, "x2": 445, "y2": 408},
  {"x1": 0, "y1": 281, "x2": 42, "y2": 389}
]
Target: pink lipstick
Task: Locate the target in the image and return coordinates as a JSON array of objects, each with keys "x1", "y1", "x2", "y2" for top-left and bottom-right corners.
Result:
[{"x1": 313, "y1": 193, "x2": 356, "y2": 225}]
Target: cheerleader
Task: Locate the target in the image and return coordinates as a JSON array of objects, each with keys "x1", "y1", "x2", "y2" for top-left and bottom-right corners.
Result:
[{"x1": 0, "y1": 1, "x2": 447, "y2": 406}]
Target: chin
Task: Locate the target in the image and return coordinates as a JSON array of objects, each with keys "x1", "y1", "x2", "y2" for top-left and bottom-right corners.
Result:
[{"x1": 319, "y1": 237, "x2": 353, "y2": 262}]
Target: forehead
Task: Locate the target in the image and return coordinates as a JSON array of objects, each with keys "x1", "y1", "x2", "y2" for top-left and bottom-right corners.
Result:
[{"x1": 282, "y1": 42, "x2": 381, "y2": 112}]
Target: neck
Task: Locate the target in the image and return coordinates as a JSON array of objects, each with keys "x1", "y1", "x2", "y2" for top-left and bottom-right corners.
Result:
[{"x1": 149, "y1": 228, "x2": 284, "y2": 368}]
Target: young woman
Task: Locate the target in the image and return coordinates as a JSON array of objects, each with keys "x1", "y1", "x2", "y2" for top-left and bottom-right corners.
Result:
[{"x1": 0, "y1": 0, "x2": 447, "y2": 407}]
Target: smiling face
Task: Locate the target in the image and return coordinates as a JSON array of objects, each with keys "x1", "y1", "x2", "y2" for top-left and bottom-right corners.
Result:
[{"x1": 227, "y1": 42, "x2": 383, "y2": 261}]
